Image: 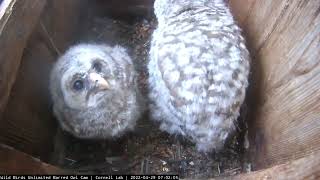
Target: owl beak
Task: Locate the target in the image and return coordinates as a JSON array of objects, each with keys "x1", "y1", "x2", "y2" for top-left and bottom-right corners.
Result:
[{"x1": 89, "y1": 73, "x2": 109, "y2": 90}]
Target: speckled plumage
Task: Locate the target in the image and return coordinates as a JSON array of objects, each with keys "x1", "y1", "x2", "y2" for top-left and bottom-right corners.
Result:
[
  {"x1": 50, "y1": 43, "x2": 143, "y2": 139},
  {"x1": 148, "y1": 0, "x2": 250, "y2": 152}
]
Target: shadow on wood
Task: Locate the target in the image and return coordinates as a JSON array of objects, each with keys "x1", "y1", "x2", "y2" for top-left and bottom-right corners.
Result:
[{"x1": 0, "y1": 144, "x2": 66, "y2": 174}]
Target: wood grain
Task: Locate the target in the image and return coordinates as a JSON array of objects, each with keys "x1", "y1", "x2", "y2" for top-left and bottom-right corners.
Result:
[
  {"x1": 0, "y1": 0, "x2": 46, "y2": 117},
  {"x1": 224, "y1": 150, "x2": 320, "y2": 180},
  {"x1": 1, "y1": 0, "x2": 85, "y2": 160},
  {"x1": 1, "y1": 40, "x2": 58, "y2": 161},
  {"x1": 228, "y1": 0, "x2": 255, "y2": 28},
  {"x1": 230, "y1": 0, "x2": 320, "y2": 169},
  {"x1": 0, "y1": 144, "x2": 67, "y2": 174}
]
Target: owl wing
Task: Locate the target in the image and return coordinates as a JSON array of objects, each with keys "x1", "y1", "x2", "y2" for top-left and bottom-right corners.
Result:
[{"x1": 156, "y1": 43, "x2": 209, "y2": 113}]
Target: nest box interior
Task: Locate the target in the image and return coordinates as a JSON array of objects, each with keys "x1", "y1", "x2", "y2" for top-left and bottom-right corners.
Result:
[{"x1": 0, "y1": 0, "x2": 319, "y2": 178}]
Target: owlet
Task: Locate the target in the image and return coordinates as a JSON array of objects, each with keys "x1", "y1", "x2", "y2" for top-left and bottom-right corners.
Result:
[
  {"x1": 148, "y1": 0, "x2": 250, "y2": 152},
  {"x1": 50, "y1": 43, "x2": 143, "y2": 139}
]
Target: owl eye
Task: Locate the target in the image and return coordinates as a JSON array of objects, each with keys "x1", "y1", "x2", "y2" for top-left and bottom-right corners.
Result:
[
  {"x1": 73, "y1": 80, "x2": 84, "y2": 91},
  {"x1": 92, "y1": 62, "x2": 102, "y2": 73}
]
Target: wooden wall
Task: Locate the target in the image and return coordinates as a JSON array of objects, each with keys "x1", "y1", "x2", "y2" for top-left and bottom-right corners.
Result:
[
  {"x1": 229, "y1": 0, "x2": 320, "y2": 169},
  {"x1": 227, "y1": 150, "x2": 320, "y2": 180},
  {"x1": 0, "y1": 0, "x2": 86, "y2": 161},
  {"x1": 0, "y1": 144, "x2": 66, "y2": 174},
  {"x1": 0, "y1": 0, "x2": 46, "y2": 125}
]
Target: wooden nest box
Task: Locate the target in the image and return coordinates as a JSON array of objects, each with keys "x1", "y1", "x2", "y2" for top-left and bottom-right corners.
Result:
[{"x1": 0, "y1": 0, "x2": 319, "y2": 178}]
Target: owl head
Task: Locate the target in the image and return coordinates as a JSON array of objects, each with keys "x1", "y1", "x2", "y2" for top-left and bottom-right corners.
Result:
[{"x1": 50, "y1": 43, "x2": 141, "y2": 139}]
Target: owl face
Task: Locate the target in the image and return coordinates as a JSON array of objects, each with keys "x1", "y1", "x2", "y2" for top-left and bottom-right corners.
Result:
[{"x1": 60, "y1": 57, "x2": 114, "y2": 109}]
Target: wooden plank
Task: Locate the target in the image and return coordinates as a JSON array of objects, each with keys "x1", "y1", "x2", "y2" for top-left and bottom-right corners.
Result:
[
  {"x1": 41, "y1": 0, "x2": 86, "y2": 52},
  {"x1": 253, "y1": 0, "x2": 320, "y2": 168},
  {"x1": 1, "y1": 40, "x2": 58, "y2": 161},
  {"x1": 0, "y1": 0, "x2": 14, "y2": 23},
  {"x1": 0, "y1": 0, "x2": 46, "y2": 117},
  {"x1": 0, "y1": 144, "x2": 67, "y2": 174},
  {"x1": 225, "y1": 150, "x2": 320, "y2": 180},
  {"x1": 230, "y1": 0, "x2": 320, "y2": 169},
  {"x1": 1, "y1": 0, "x2": 84, "y2": 160},
  {"x1": 229, "y1": 0, "x2": 256, "y2": 28},
  {"x1": 239, "y1": 0, "x2": 293, "y2": 54}
]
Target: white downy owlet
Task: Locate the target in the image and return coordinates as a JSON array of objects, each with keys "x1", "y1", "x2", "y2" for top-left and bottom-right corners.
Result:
[
  {"x1": 148, "y1": 0, "x2": 250, "y2": 152},
  {"x1": 50, "y1": 43, "x2": 143, "y2": 139}
]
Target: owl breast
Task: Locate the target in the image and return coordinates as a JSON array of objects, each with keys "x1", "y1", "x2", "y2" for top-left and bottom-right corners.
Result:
[
  {"x1": 70, "y1": 90, "x2": 140, "y2": 138},
  {"x1": 148, "y1": 3, "x2": 250, "y2": 152}
]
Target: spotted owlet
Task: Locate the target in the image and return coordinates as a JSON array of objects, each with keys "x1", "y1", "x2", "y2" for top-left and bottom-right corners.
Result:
[
  {"x1": 148, "y1": 0, "x2": 250, "y2": 152},
  {"x1": 50, "y1": 43, "x2": 143, "y2": 139}
]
